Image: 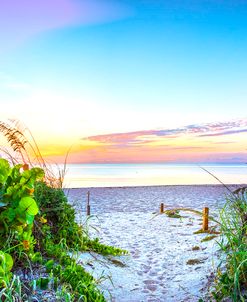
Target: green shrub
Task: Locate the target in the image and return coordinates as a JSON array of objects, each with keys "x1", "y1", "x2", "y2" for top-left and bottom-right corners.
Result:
[
  {"x1": 0, "y1": 159, "x2": 126, "y2": 300},
  {"x1": 34, "y1": 181, "x2": 84, "y2": 249},
  {"x1": 0, "y1": 158, "x2": 43, "y2": 289},
  {"x1": 34, "y1": 181, "x2": 127, "y2": 255}
]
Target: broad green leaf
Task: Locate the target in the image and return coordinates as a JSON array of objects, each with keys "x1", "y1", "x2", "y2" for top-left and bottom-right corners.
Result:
[
  {"x1": 20, "y1": 175, "x2": 29, "y2": 185},
  {"x1": 18, "y1": 197, "x2": 39, "y2": 216},
  {"x1": 11, "y1": 164, "x2": 22, "y2": 179},
  {"x1": 21, "y1": 170, "x2": 31, "y2": 179},
  {"x1": 14, "y1": 183, "x2": 21, "y2": 191},
  {"x1": 2, "y1": 208, "x2": 16, "y2": 222},
  {"x1": 4, "y1": 253, "x2": 13, "y2": 271},
  {"x1": 26, "y1": 213, "x2": 34, "y2": 224},
  {"x1": 0, "y1": 159, "x2": 10, "y2": 184},
  {"x1": 31, "y1": 168, "x2": 44, "y2": 180},
  {"x1": 15, "y1": 225, "x2": 23, "y2": 235},
  {"x1": 22, "y1": 231, "x2": 31, "y2": 240},
  {"x1": 23, "y1": 184, "x2": 33, "y2": 191},
  {"x1": 16, "y1": 216, "x2": 26, "y2": 224},
  {"x1": 6, "y1": 186, "x2": 15, "y2": 195},
  {"x1": 0, "y1": 252, "x2": 13, "y2": 272}
]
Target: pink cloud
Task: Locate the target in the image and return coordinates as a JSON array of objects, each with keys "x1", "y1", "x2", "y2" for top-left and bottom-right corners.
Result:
[
  {"x1": 83, "y1": 118, "x2": 247, "y2": 146},
  {"x1": 47, "y1": 118, "x2": 247, "y2": 164}
]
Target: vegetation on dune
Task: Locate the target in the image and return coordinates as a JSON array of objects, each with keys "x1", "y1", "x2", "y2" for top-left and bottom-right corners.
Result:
[
  {"x1": 160, "y1": 168, "x2": 247, "y2": 301},
  {"x1": 189, "y1": 166, "x2": 247, "y2": 301},
  {"x1": 212, "y1": 188, "x2": 247, "y2": 301},
  {"x1": 0, "y1": 120, "x2": 127, "y2": 301}
]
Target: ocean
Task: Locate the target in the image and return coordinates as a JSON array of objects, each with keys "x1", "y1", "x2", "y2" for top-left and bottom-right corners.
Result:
[{"x1": 57, "y1": 163, "x2": 247, "y2": 188}]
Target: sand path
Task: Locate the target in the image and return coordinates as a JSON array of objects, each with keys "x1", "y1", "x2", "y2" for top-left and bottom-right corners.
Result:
[{"x1": 67, "y1": 186, "x2": 228, "y2": 301}]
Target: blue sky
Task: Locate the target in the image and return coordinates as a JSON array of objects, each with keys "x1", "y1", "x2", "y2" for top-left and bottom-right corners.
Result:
[{"x1": 0, "y1": 0, "x2": 247, "y2": 163}]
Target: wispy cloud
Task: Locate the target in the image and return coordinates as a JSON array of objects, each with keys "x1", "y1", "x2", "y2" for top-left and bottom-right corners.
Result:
[
  {"x1": 199, "y1": 128, "x2": 247, "y2": 137},
  {"x1": 39, "y1": 118, "x2": 247, "y2": 163},
  {"x1": 83, "y1": 118, "x2": 247, "y2": 146}
]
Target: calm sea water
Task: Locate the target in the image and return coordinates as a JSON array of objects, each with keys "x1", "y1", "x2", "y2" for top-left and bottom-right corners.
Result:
[{"x1": 56, "y1": 163, "x2": 247, "y2": 188}]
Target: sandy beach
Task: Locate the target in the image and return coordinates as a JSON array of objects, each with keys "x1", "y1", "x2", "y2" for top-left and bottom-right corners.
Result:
[{"x1": 66, "y1": 185, "x2": 232, "y2": 302}]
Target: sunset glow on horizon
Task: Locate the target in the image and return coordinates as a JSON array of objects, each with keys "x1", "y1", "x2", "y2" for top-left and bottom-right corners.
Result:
[
  {"x1": 1, "y1": 1, "x2": 247, "y2": 164},
  {"x1": 32, "y1": 118, "x2": 247, "y2": 164}
]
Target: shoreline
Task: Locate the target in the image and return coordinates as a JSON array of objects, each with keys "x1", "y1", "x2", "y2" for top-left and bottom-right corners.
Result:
[
  {"x1": 60, "y1": 163, "x2": 247, "y2": 189},
  {"x1": 64, "y1": 183, "x2": 242, "y2": 190}
]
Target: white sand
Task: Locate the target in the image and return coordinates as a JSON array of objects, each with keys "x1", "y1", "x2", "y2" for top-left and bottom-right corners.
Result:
[{"x1": 66, "y1": 185, "x2": 230, "y2": 301}]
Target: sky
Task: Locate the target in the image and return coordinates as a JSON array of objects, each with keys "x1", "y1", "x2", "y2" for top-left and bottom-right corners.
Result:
[{"x1": 0, "y1": 0, "x2": 247, "y2": 164}]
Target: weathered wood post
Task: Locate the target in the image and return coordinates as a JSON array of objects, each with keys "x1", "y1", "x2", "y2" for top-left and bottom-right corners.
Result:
[
  {"x1": 160, "y1": 203, "x2": 164, "y2": 213},
  {"x1": 86, "y1": 191, "x2": 90, "y2": 216},
  {"x1": 202, "y1": 207, "x2": 209, "y2": 231}
]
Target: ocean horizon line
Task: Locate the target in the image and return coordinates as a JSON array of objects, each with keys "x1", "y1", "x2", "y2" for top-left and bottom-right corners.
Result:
[
  {"x1": 56, "y1": 162, "x2": 247, "y2": 166},
  {"x1": 57, "y1": 163, "x2": 247, "y2": 188},
  {"x1": 64, "y1": 183, "x2": 242, "y2": 190}
]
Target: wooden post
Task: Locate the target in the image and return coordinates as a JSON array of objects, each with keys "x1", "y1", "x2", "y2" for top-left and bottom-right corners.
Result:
[
  {"x1": 202, "y1": 207, "x2": 209, "y2": 231},
  {"x1": 86, "y1": 191, "x2": 90, "y2": 216},
  {"x1": 160, "y1": 203, "x2": 164, "y2": 213}
]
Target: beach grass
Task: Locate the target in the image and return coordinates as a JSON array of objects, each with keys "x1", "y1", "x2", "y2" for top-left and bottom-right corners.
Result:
[{"x1": 212, "y1": 189, "x2": 247, "y2": 301}]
